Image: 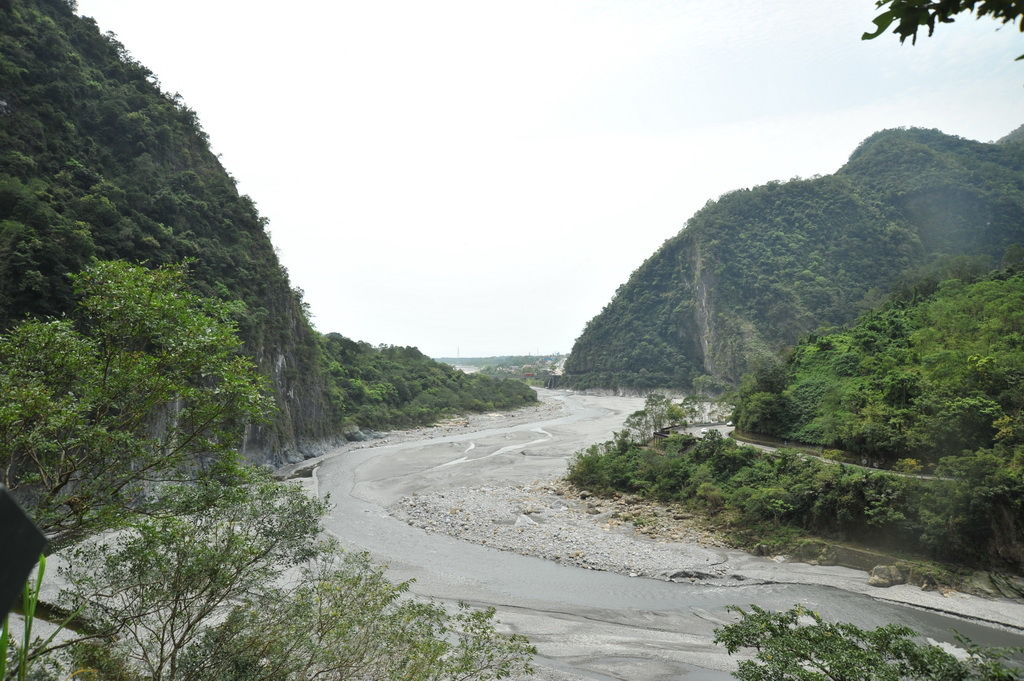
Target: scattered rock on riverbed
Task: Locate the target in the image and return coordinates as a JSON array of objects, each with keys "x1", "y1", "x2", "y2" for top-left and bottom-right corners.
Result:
[
  {"x1": 868, "y1": 565, "x2": 905, "y2": 587},
  {"x1": 390, "y1": 481, "x2": 744, "y2": 584}
]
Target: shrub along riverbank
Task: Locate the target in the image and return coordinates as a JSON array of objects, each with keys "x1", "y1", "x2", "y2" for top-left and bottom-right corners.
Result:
[{"x1": 567, "y1": 409, "x2": 1023, "y2": 574}]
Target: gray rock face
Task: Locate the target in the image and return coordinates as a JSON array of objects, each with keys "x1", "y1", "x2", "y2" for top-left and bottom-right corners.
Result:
[
  {"x1": 347, "y1": 429, "x2": 370, "y2": 442},
  {"x1": 867, "y1": 565, "x2": 905, "y2": 587},
  {"x1": 514, "y1": 514, "x2": 538, "y2": 527}
]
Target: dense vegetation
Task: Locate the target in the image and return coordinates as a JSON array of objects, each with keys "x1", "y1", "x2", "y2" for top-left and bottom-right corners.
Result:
[
  {"x1": 0, "y1": 261, "x2": 270, "y2": 545},
  {"x1": 0, "y1": 0, "x2": 332, "y2": 462},
  {"x1": 863, "y1": 0, "x2": 1024, "y2": 64},
  {"x1": 733, "y1": 263, "x2": 1024, "y2": 468},
  {"x1": 0, "y1": 0, "x2": 535, "y2": 464},
  {"x1": 564, "y1": 127, "x2": 1024, "y2": 391},
  {"x1": 321, "y1": 335, "x2": 537, "y2": 431},
  {"x1": 716, "y1": 605, "x2": 1021, "y2": 681},
  {"x1": 567, "y1": 397, "x2": 1024, "y2": 568}
]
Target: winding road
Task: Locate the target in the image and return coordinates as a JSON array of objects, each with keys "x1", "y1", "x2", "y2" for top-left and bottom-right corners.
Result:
[{"x1": 313, "y1": 390, "x2": 1024, "y2": 681}]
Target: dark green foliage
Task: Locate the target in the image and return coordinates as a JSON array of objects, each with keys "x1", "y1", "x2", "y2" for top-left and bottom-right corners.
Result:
[
  {"x1": 0, "y1": 0, "x2": 286, "y2": 325},
  {"x1": 1002, "y1": 125, "x2": 1024, "y2": 146},
  {"x1": 566, "y1": 423, "x2": 1024, "y2": 567},
  {"x1": 320, "y1": 334, "x2": 537, "y2": 430},
  {"x1": 734, "y1": 268, "x2": 1024, "y2": 466},
  {"x1": 577, "y1": 265, "x2": 1024, "y2": 567},
  {"x1": 0, "y1": 261, "x2": 271, "y2": 543},
  {"x1": 564, "y1": 127, "x2": 1024, "y2": 390},
  {"x1": 863, "y1": 0, "x2": 1024, "y2": 62},
  {"x1": 716, "y1": 605, "x2": 1022, "y2": 681}
]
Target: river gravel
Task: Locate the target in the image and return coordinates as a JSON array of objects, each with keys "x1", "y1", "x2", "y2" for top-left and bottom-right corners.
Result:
[{"x1": 389, "y1": 481, "x2": 767, "y2": 586}]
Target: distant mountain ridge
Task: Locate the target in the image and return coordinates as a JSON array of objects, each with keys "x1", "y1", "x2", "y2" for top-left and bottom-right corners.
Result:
[{"x1": 563, "y1": 126, "x2": 1024, "y2": 391}]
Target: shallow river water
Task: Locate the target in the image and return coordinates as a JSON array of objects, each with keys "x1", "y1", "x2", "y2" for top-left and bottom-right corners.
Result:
[{"x1": 314, "y1": 391, "x2": 1024, "y2": 681}]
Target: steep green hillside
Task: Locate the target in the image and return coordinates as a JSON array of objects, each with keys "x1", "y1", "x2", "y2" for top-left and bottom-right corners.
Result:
[
  {"x1": 733, "y1": 265, "x2": 1024, "y2": 467},
  {"x1": 0, "y1": 0, "x2": 535, "y2": 464},
  {"x1": 0, "y1": 0, "x2": 336, "y2": 462},
  {"x1": 322, "y1": 336, "x2": 537, "y2": 430},
  {"x1": 1000, "y1": 123, "x2": 1024, "y2": 145},
  {"x1": 564, "y1": 127, "x2": 1024, "y2": 390}
]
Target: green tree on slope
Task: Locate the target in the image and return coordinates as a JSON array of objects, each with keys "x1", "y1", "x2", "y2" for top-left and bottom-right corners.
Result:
[{"x1": 0, "y1": 260, "x2": 271, "y2": 544}]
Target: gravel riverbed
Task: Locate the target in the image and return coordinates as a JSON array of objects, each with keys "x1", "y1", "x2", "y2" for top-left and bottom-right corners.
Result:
[{"x1": 390, "y1": 480, "x2": 770, "y2": 586}]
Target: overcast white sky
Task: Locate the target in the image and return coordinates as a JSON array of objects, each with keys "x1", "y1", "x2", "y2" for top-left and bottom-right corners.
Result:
[{"x1": 76, "y1": 1, "x2": 1023, "y2": 358}]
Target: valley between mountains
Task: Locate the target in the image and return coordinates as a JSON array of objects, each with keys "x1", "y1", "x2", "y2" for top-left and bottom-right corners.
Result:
[{"x1": 301, "y1": 390, "x2": 1024, "y2": 681}]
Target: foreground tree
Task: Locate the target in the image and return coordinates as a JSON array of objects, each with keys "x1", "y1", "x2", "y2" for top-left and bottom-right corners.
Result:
[
  {"x1": 175, "y1": 555, "x2": 534, "y2": 681},
  {"x1": 0, "y1": 260, "x2": 271, "y2": 543},
  {"x1": 621, "y1": 394, "x2": 688, "y2": 445},
  {"x1": 715, "y1": 605, "x2": 1021, "y2": 681},
  {"x1": 56, "y1": 475, "x2": 328, "y2": 681},
  {"x1": 48, "y1": 477, "x2": 533, "y2": 681},
  {"x1": 864, "y1": 1, "x2": 1024, "y2": 58}
]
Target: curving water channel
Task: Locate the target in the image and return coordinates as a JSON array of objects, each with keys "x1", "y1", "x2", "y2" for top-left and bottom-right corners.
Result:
[{"x1": 315, "y1": 390, "x2": 1024, "y2": 681}]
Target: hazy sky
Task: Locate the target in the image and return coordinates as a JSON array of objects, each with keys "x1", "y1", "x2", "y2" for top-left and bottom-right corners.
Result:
[{"x1": 76, "y1": 1, "x2": 1023, "y2": 357}]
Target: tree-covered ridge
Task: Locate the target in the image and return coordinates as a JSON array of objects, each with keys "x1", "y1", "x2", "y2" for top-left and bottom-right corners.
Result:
[
  {"x1": 564, "y1": 126, "x2": 1024, "y2": 391},
  {"x1": 0, "y1": 0, "x2": 537, "y2": 461},
  {"x1": 0, "y1": 0, "x2": 335, "y2": 459},
  {"x1": 0, "y1": 0, "x2": 284, "y2": 324},
  {"x1": 733, "y1": 264, "x2": 1024, "y2": 468},
  {"x1": 320, "y1": 334, "x2": 536, "y2": 431},
  {"x1": 1001, "y1": 124, "x2": 1024, "y2": 145}
]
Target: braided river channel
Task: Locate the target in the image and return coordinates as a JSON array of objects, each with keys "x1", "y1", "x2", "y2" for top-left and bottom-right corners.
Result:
[{"x1": 314, "y1": 390, "x2": 1024, "y2": 681}]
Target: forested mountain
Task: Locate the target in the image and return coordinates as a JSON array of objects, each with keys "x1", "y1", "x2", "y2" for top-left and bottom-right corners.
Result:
[
  {"x1": 1000, "y1": 123, "x2": 1024, "y2": 145},
  {"x1": 563, "y1": 127, "x2": 1024, "y2": 391},
  {"x1": 0, "y1": 0, "x2": 534, "y2": 465},
  {"x1": 320, "y1": 335, "x2": 536, "y2": 431}
]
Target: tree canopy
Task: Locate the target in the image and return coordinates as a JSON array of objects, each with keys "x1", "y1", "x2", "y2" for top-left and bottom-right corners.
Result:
[
  {"x1": 732, "y1": 263, "x2": 1024, "y2": 467},
  {"x1": 0, "y1": 260, "x2": 269, "y2": 544},
  {"x1": 715, "y1": 605, "x2": 1022, "y2": 681},
  {"x1": 864, "y1": 0, "x2": 1024, "y2": 59}
]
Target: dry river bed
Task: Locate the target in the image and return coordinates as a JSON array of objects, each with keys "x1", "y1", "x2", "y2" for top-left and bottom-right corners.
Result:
[
  {"x1": 391, "y1": 482, "x2": 739, "y2": 584},
  {"x1": 306, "y1": 390, "x2": 1024, "y2": 681}
]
